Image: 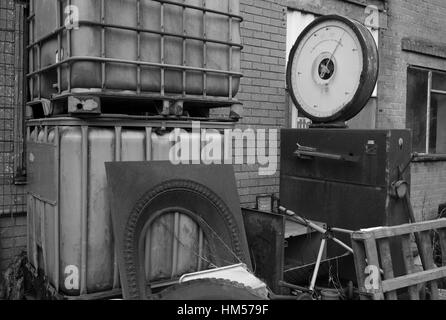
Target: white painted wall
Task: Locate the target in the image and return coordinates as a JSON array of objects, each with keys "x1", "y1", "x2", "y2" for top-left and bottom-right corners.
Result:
[{"x1": 286, "y1": 10, "x2": 316, "y2": 128}]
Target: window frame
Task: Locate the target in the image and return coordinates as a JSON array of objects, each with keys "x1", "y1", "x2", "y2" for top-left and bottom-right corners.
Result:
[{"x1": 408, "y1": 65, "x2": 446, "y2": 157}]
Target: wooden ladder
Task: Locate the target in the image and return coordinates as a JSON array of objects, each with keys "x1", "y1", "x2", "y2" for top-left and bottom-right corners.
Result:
[{"x1": 352, "y1": 218, "x2": 446, "y2": 300}]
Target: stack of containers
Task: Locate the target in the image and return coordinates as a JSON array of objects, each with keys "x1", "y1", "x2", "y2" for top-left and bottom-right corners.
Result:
[{"x1": 26, "y1": 0, "x2": 242, "y2": 298}]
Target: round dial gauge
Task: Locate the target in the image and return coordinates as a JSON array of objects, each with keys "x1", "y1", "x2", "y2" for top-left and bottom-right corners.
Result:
[{"x1": 287, "y1": 15, "x2": 378, "y2": 123}]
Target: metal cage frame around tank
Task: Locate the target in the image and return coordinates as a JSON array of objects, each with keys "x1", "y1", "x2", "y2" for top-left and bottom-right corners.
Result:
[{"x1": 26, "y1": 0, "x2": 244, "y2": 107}]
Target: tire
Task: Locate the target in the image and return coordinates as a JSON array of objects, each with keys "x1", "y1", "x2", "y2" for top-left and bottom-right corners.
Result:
[
  {"x1": 296, "y1": 293, "x2": 313, "y2": 300},
  {"x1": 123, "y1": 180, "x2": 251, "y2": 299},
  {"x1": 152, "y1": 278, "x2": 267, "y2": 300}
]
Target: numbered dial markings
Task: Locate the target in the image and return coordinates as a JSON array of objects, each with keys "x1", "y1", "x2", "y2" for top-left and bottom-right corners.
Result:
[{"x1": 289, "y1": 20, "x2": 364, "y2": 119}]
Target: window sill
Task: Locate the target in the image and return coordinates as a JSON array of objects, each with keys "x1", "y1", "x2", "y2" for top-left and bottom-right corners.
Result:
[{"x1": 412, "y1": 154, "x2": 446, "y2": 163}]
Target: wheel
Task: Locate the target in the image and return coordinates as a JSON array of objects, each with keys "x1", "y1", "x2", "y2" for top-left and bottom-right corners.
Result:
[
  {"x1": 152, "y1": 278, "x2": 267, "y2": 300},
  {"x1": 122, "y1": 180, "x2": 252, "y2": 299}
]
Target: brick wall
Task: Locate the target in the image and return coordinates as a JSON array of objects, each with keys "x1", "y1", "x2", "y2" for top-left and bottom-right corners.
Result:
[
  {"x1": 411, "y1": 161, "x2": 446, "y2": 221},
  {"x1": 0, "y1": 0, "x2": 27, "y2": 272},
  {"x1": 234, "y1": 0, "x2": 288, "y2": 208},
  {"x1": 377, "y1": 0, "x2": 446, "y2": 129},
  {"x1": 378, "y1": 0, "x2": 446, "y2": 220}
]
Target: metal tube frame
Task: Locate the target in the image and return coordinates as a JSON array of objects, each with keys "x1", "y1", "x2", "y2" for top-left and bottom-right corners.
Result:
[
  {"x1": 113, "y1": 126, "x2": 122, "y2": 290},
  {"x1": 27, "y1": 0, "x2": 243, "y2": 103},
  {"x1": 426, "y1": 71, "x2": 432, "y2": 154},
  {"x1": 279, "y1": 206, "x2": 354, "y2": 296},
  {"x1": 27, "y1": 56, "x2": 243, "y2": 80},
  {"x1": 309, "y1": 237, "x2": 326, "y2": 292}
]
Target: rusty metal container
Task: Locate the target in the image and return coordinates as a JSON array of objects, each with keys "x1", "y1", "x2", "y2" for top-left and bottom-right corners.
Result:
[
  {"x1": 28, "y1": 0, "x2": 242, "y2": 110},
  {"x1": 281, "y1": 129, "x2": 412, "y2": 231},
  {"x1": 280, "y1": 129, "x2": 413, "y2": 281},
  {"x1": 26, "y1": 117, "x2": 232, "y2": 298}
]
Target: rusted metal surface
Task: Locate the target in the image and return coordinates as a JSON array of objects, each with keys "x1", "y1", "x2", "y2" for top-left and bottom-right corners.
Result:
[
  {"x1": 241, "y1": 208, "x2": 285, "y2": 294},
  {"x1": 105, "y1": 162, "x2": 252, "y2": 299},
  {"x1": 280, "y1": 128, "x2": 412, "y2": 281}
]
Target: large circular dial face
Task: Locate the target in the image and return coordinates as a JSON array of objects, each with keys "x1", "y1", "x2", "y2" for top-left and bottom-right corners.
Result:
[{"x1": 287, "y1": 16, "x2": 378, "y2": 123}]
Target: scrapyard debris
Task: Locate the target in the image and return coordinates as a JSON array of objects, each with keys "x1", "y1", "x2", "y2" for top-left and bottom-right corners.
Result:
[{"x1": 0, "y1": 252, "x2": 27, "y2": 300}]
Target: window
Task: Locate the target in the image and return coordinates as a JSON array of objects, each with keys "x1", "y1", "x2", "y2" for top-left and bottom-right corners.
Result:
[{"x1": 407, "y1": 67, "x2": 446, "y2": 155}]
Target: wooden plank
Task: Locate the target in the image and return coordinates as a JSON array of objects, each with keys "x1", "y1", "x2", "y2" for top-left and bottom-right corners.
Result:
[
  {"x1": 439, "y1": 229, "x2": 446, "y2": 267},
  {"x1": 418, "y1": 231, "x2": 439, "y2": 300},
  {"x1": 382, "y1": 266, "x2": 446, "y2": 293},
  {"x1": 377, "y1": 239, "x2": 397, "y2": 300},
  {"x1": 354, "y1": 220, "x2": 446, "y2": 300},
  {"x1": 176, "y1": 214, "x2": 199, "y2": 276},
  {"x1": 171, "y1": 212, "x2": 180, "y2": 278},
  {"x1": 144, "y1": 224, "x2": 151, "y2": 280},
  {"x1": 404, "y1": 194, "x2": 432, "y2": 299},
  {"x1": 351, "y1": 239, "x2": 369, "y2": 300},
  {"x1": 148, "y1": 213, "x2": 174, "y2": 281},
  {"x1": 197, "y1": 229, "x2": 204, "y2": 270},
  {"x1": 202, "y1": 238, "x2": 213, "y2": 269},
  {"x1": 401, "y1": 235, "x2": 419, "y2": 300},
  {"x1": 352, "y1": 219, "x2": 446, "y2": 240},
  {"x1": 363, "y1": 237, "x2": 384, "y2": 300}
]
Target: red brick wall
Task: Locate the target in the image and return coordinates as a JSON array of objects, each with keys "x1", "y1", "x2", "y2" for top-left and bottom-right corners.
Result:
[
  {"x1": 233, "y1": 0, "x2": 288, "y2": 208},
  {"x1": 378, "y1": 0, "x2": 446, "y2": 220},
  {"x1": 0, "y1": 0, "x2": 27, "y2": 272},
  {"x1": 411, "y1": 161, "x2": 446, "y2": 221},
  {"x1": 377, "y1": 0, "x2": 446, "y2": 129}
]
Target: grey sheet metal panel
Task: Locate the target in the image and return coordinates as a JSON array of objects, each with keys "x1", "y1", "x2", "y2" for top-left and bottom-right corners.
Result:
[{"x1": 29, "y1": 0, "x2": 241, "y2": 102}]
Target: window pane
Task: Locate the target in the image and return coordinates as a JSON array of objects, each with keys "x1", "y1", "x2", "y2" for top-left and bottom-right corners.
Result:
[
  {"x1": 406, "y1": 67, "x2": 428, "y2": 153},
  {"x1": 429, "y1": 93, "x2": 446, "y2": 154},
  {"x1": 432, "y1": 71, "x2": 446, "y2": 92}
]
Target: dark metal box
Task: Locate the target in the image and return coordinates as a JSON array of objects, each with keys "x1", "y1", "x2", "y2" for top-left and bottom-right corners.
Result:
[{"x1": 280, "y1": 129, "x2": 412, "y2": 279}]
